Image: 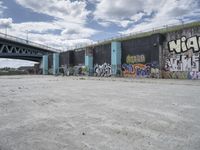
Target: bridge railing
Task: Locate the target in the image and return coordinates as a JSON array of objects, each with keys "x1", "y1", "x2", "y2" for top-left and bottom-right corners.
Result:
[
  {"x1": 0, "y1": 32, "x2": 61, "y2": 52},
  {"x1": 65, "y1": 21, "x2": 200, "y2": 51}
]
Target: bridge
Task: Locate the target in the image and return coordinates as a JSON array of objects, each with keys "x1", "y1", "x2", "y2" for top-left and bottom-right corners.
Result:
[{"x1": 0, "y1": 32, "x2": 60, "y2": 62}]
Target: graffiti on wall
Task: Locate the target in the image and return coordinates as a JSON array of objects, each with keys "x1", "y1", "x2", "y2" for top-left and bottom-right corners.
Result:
[
  {"x1": 62, "y1": 65, "x2": 88, "y2": 76},
  {"x1": 189, "y1": 71, "x2": 200, "y2": 79},
  {"x1": 162, "y1": 71, "x2": 188, "y2": 79},
  {"x1": 165, "y1": 52, "x2": 199, "y2": 72},
  {"x1": 123, "y1": 53, "x2": 159, "y2": 78},
  {"x1": 122, "y1": 63, "x2": 159, "y2": 78},
  {"x1": 162, "y1": 71, "x2": 200, "y2": 79},
  {"x1": 122, "y1": 64, "x2": 150, "y2": 78},
  {"x1": 73, "y1": 66, "x2": 88, "y2": 76},
  {"x1": 165, "y1": 35, "x2": 200, "y2": 79},
  {"x1": 126, "y1": 55, "x2": 145, "y2": 64},
  {"x1": 94, "y1": 63, "x2": 112, "y2": 77},
  {"x1": 168, "y1": 36, "x2": 200, "y2": 54}
]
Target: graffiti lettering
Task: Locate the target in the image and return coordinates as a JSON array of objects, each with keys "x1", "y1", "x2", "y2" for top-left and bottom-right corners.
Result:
[
  {"x1": 162, "y1": 71, "x2": 200, "y2": 80},
  {"x1": 122, "y1": 63, "x2": 159, "y2": 78},
  {"x1": 166, "y1": 35, "x2": 200, "y2": 79},
  {"x1": 94, "y1": 63, "x2": 112, "y2": 77},
  {"x1": 63, "y1": 65, "x2": 88, "y2": 76},
  {"x1": 74, "y1": 66, "x2": 88, "y2": 76},
  {"x1": 168, "y1": 36, "x2": 200, "y2": 53},
  {"x1": 162, "y1": 71, "x2": 188, "y2": 79},
  {"x1": 165, "y1": 53, "x2": 199, "y2": 71},
  {"x1": 126, "y1": 55, "x2": 145, "y2": 64},
  {"x1": 189, "y1": 71, "x2": 200, "y2": 79}
]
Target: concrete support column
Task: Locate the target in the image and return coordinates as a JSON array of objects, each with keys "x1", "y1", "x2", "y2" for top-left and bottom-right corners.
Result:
[
  {"x1": 111, "y1": 41, "x2": 122, "y2": 75},
  {"x1": 85, "y1": 48, "x2": 93, "y2": 75},
  {"x1": 42, "y1": 55, "x2": 48, "y2": 75},
  {"x1": 53, "y1": 53, "x2": 59, "y2": 75}
]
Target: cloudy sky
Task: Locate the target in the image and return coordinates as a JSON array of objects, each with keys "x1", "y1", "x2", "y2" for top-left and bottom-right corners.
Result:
[{"x1": 0, "y1": 0, "x2": 200, "y2": 68}]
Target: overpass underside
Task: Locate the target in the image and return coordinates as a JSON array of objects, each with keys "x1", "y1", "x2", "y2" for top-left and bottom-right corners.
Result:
[
  {"x1": 0, "y1": 36, "x2": 55, "y2": 62},
  {"x1": 0, "y1": 43, "x2": 44, "y2": 62}
]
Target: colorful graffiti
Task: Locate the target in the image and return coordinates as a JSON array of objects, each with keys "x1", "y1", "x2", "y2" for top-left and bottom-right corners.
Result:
[
  {"x1": 122, "y1": 64, "x2": 150, "y2": 78},
  {"x1": 94, "y1": 63, "x2": 112, "y2": 77},
  {"x1": 126, "y1": 54, "x2": 145, "y2": 64},
  {"x1": 122, "y1": 63, "x2": 159, "y2": 78}
]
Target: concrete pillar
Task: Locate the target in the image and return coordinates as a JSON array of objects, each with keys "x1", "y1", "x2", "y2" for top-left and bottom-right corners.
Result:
[
  {"x1": 85, "y1": 48, "x2": 93, "y2": 75},
  {"x1": 85, "y1": 56, "x2": 93, "y2": 72},
  {"x1": 42, "y1": 55, "x2": 48, "y2": 75},
  {"x1": 53, "y1": 53, "x2": 59, "y2": 75},
  {"x1": 111, "y1": 41, "x2": 121, "y2": 75}
]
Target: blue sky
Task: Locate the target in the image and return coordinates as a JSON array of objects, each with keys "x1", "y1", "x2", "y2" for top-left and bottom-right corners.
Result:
[{"x1": 0, "y1": 0, "x2": 200, "y2": 68}]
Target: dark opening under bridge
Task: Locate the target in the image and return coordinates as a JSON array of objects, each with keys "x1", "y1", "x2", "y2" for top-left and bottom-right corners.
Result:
[{"x1": 0, "y1": 32, "x2": 59, "y2": 62}]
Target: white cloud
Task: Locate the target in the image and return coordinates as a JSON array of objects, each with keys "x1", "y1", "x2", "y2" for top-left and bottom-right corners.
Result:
[
  {"x1": 97, "y1": 21, "x2": 112, "y2": 27},
  {"x1": 131, "y1": 12, "x2": 145, "y2": 22},
  {"x1": 94, "y1": 0, "x2": 144, "y2": 20},
  {"x1": 5, "y1": 19, "x2": 97, "y2": 50},
  {"x1": 94, "y1": 0, "x2": 145, "y2": 27},
  {"x1": 61, "y1": 26, "x2": 97, "y2": 40},
  {"x1": 10, "y1": 21, "x2": 59, "y2": 34},
  {"x1": 24, "y1": 32, "x2": 94, "y2": 50},
  {"x1": 94, "y1": 0, "x2": 200, "y2": 29},
  {"x1": 15, "y1": 0, "x2": 90, "y2": 24},
  {"x1": 0, "y1": 18, "x2": 13, "y2": 28},
  {"x1": 120, "y1": 0, "x2": 200, "y2": 34}
]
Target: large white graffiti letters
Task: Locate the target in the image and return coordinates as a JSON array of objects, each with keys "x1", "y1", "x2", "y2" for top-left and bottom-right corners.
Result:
[
  {"x1": 165, "y1": 53, "x2": 199, "y2": 71},
  {"x1": 94, "y1": 63, "x2": 112, "y2": 77},
  {"x1": 168, "y1": 36, "x2": 200, "y2": 53}
]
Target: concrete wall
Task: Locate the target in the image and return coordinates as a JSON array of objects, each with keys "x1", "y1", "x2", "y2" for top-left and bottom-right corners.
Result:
[
  {"x1": 73, "y1": 50, "x2": 85, "y2": 66},
  {"x1": 93, "y1": 44, "x2": 111, "y2": 65},
  {"x1": 121, "y1": 34, "x2": 163, "y2": 78},
  {"x1": 49, "y1": 23, "x2": 200, "y2": 79},
  {"x1": 60, "y1": 50, "x2": 74, "y2": 67},
  {"x1": 162, "y1": 26, "x2": 200, "y2": 79},
  {"x1": 48, "y1": 54, "x2": 53, "y2": 69},
  {"x1": 93, "y1": 44, "x2": 111, "y2": 77},
  {"x1": 42, "y1": 55, "x2": 48, "y2": 75}
]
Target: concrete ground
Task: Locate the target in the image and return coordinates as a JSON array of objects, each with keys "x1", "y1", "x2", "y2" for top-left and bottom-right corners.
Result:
[{"x1": 0, "y1": 75, "x2": 200, "y2": 150}]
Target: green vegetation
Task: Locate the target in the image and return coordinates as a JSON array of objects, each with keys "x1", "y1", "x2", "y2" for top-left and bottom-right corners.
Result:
[{"x1": 0, "y1": 68, "x2": 28, "y2": 76}]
